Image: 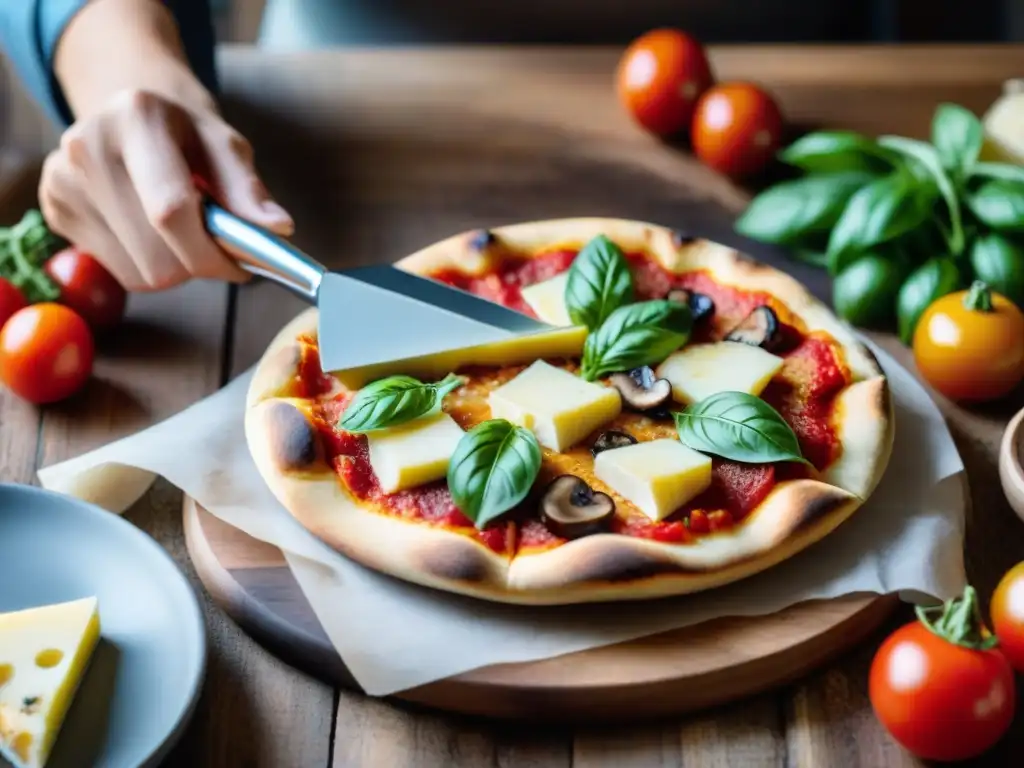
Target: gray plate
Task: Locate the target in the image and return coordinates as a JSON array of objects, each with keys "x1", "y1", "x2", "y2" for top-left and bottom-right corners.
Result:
[{"x1": 0, "y1": 484, "x2": 206, "y2": 768}]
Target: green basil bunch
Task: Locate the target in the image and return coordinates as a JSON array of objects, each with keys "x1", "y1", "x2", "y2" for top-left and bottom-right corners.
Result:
[
  {"x1": 737, "y1": 103, "x2": 1024, "y2": 344},
  {"x1": 0, "y1": 209, "x2": 63, "y2": 303}
]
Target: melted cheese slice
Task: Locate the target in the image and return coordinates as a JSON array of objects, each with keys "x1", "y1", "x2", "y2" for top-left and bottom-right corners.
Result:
[
  {"x1": 334, "y1": 326, "x2": 588, "y2": 389},
  {"x1": 520, "y1": 273, "x2": 572, "y2": 326},
  {"x1": 656, "y1": 341, "x2": 784, "y2": 405},
  {"x1": 489, "y1": 360, "x2": 621, "y2": 451},
  {"x1": 594, "y1": 439, "x2": 712, "y2": 522},
  {"x1": 0, "y1": 597, "x2": 100, "y2": 768},
  {"x1": 367, "y1": 412, "x2": 465, "y2": 492}
]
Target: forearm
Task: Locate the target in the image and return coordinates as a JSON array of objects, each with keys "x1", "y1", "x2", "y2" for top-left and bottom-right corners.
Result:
[
  {"x1": 55, "y1": 0, "x2": 214, "y2": 118},
  {"x1": 0, "y1": 0, "x2": 217, "y2": 126}
]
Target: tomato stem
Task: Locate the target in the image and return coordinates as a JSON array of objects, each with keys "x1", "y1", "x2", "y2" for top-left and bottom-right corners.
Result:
[
  {"x1": 915, "y1": 585, "x2": 999, "y2": 650},
  {"x1": 963, "y1": 280, "x2": 994, "y2": 312}
]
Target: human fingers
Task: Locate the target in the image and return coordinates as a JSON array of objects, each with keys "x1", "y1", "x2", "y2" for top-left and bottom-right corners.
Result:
[
  {"x1": 119, "y1": 96, "x2": 250, "y2": 283},
  {"x1": 38, "y1": 149, "x2": 147, "y2": 290}
]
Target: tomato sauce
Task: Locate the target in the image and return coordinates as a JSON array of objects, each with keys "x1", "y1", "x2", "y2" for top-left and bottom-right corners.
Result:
[
  {"x1": 300, "y1": 243, "x2": 847, "y2": 551},
  {"x1": 309, "y1": 397, "x2": 511, "y2": 555}
]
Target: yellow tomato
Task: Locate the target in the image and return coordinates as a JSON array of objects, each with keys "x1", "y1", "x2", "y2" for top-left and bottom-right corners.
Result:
[{"x1": 913, "y1": 281, "x2": 1024, "y2": 402}]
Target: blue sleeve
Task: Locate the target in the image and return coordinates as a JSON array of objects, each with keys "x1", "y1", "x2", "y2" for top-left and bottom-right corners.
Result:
[{"x1": 0, "y1": 0, "x2": 218, "y2": 126}]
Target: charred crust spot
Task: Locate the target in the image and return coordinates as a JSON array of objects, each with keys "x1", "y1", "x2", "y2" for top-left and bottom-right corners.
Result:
[
  {"x1": 671, "y1": 229, "x2": 697, "y2": 248},
  {"x1": 563, "y1": 543, "x2": 685, "y2": 584},
  {"x1": 790, "y1": 485, "x2": 855, "y2": 534},
  {"x1": 856, "y1": 341, "x2": 887, "y2": 379},
  {"x1": 265, "y1": 402, "x2": 323, "y2": 471},
  {"x1": 469, "y1": 229, "x2": 497, "y2": 252},
  {"x1": 417, "y1": 540, "x2": 491, "y2": 583}
]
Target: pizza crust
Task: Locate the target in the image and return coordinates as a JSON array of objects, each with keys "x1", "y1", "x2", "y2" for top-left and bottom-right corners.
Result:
[{"x1": 246, "y1": 219, "x2": 894, "y2": 604}]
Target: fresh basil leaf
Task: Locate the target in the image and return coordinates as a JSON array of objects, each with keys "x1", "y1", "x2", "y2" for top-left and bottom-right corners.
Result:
[
  {"x1": 447, "y1": 419, "x2": 541, "y2": 529},
  {"x1": 878, "y1": 135, "x2": 964, "y2": 254},
  {"x1": 580, "y1": 300, "x2": 692, "y2": 381},
  {"x1": 932, "y1": 103, "x2": 983, "y2": 177},
  {"x1": 339, "y1": 373, "x2": 464, "y2": 433},
  {"x1": 971, "y1": 161, "x2": 1024, "y2": 185},
  {"x1": 674, "y1": 391, "x2": 808, "y2": 465},
  {"x1": 832, "y1": 253, "x2": 903, "y2": 329},
  {"x1": 735, "y1": 172, "x2": 874, "y2": 245},
  {"x1": 826, "y1": 172, "x2": 935, "y2": 272},
  {"x1": 969, "y1": 232, "x2": 1024, "y2": 307},
  {"x1": 896, "y1": 258, "x2": 962, "y2": 344},
  {"x1": 966, "y1": 179, "x2": 1024, "y2": 232},
  {"x1": 778, "y1": 131, "x2": 894, "y2": 174},
  {"x1": 564, "y1": 234, "x2": 634, "y2": 330}
]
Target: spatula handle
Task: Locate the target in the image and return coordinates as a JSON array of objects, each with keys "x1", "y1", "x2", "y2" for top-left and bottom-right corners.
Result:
[{"x1": 202, "y1": 199, "x2": 323, "y2": 302}]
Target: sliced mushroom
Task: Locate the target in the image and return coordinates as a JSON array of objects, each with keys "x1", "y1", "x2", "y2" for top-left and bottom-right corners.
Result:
[
  {"x1": 609, "y1": 366, "x2": 673, "y2": 412},
  {"x1": 540, "y1": 475, "x2": 615, "y2": 539},
  {"x1": 724, "y1": 306, "x2": 781, "y2": 351},
  {"x1": 591, "y1": 430, "x2": 638, "y2": 456},
  {"x1": 666, "y1": 288, "x2": 715, "y2": 324}
]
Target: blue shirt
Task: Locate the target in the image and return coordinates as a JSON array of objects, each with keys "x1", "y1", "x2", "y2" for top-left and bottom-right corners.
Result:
[{"x1": 0, "y1": 0, "x2": 217, "y2": 126}]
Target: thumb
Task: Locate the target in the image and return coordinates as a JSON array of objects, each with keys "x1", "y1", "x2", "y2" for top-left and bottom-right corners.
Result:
[{"x1": 198, "y1": 127, "x2": 294, "y2": 237}]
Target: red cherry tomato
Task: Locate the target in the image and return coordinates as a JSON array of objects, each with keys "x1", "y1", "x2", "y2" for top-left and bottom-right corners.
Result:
[
  {"x1": 991, "y1": 561, "x2": 1024, "y2": 671},
  {"x1": 616, "y1": 28, "x2": 713, "y2": 137},
  {"x1": 44, "y1": 247, "x2": 127, "y2": 330},
  {"x1": 691, "y1": 82, "x2": 784, "y2": 179},
  {"x1": 869, "y1": 587, "x2": 1015, "y2": 762},
  {"x1": 0, "y1": 277, "x2": 28, "y2": 328},
  {"x1": 0, "y1": 303, "x2": 94, "y2": 404}
]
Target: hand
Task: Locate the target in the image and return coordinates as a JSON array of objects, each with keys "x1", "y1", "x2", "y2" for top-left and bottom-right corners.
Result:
[{"x1": 39, "y1": 89, "x2": 294, "y2": 291}]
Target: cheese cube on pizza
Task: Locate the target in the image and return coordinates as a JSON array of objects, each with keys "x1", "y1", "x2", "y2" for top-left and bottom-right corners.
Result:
[
  {"x1": 594, "y1": 438, "x2": 712, "y2": 522},
  {"x1": 489, "y1": 360, "x2": 621, "y2": 451},
  {"x1": 656, "y1": 342, "x2": 784, "y2": 405},
  {"x1": 367, "y1": 412, "x2": 465, "y2": 493},
  {"x1": 520, "y1": 273, "x2": 572, "y2": 326}
]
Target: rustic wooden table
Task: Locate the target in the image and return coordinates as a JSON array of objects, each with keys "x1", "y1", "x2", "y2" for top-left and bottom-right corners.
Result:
[{"x1": 3, "y1": 44, "x2": 1024, "y2": 768}]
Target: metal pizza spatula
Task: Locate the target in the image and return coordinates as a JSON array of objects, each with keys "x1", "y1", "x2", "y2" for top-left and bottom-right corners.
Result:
[{"x1": 202, "y1": 201, "x2": 552, "y2": 373}]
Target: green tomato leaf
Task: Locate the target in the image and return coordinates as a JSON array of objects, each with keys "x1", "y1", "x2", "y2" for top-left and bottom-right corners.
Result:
[
  {"x1": 931, "y1": 103, "x2": 984, "y2": 177},
  {"x1": 969, "y1": 232, "x2": 1024, "y2": 307},
  {"x1": 778, "y1": 131, "x2": 894, "y2": 174},
  {"x1": 831, "y1": 253, "x2": 904, "y2": 329},
  {"x1": 339, "y1": 373, "x2": 464, "y2": 433},
  {"x1": 673, "y1": 391, "x2": 808, "y2": 465},
  {"x1": 447, "y1": 419, "x2": 542, "y2": 529},
  {"x1": 735, "y1": 172, "x2": 875, "y2": 245},
  {"x1": 897, "y1": 258, "x2": 962, "y2": 344},
  {"x1": 580, "y1": 299, "x2": 692, "y2": 381},
  {"x1": 971, "y1": 161, "x2": 1024, "y2": 185},
  {"x1": 878, "y1": 135, "x2": 964, "y2": 254},
  {"x1": 564, "y1": 234, "x2": 634, "y2": 330},
  {"x1": 966, "y1": 179, "x2": 1024, "y2": 232},
  {"x1": 826, "y1": 172, "x2": 935, "y2": 272}
]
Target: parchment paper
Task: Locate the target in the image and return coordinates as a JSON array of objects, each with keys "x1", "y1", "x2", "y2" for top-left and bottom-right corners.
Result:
[{"x1": 38, "y1": 340, "x2": 966, "y2": 696}]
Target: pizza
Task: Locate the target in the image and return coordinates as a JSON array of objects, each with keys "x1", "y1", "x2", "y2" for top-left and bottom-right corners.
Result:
[{"x1": 245, "y1": 218, "x2": 894, "y2": 605}]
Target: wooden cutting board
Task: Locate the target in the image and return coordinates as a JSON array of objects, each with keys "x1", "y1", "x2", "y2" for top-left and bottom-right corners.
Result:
[{"x1": 181, "y1": 489, "x2": 938, "y2": 722}]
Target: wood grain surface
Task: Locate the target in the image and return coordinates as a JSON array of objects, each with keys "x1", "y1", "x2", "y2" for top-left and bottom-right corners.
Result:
[
  {"x1": 2, "y1": 44, "x2": 1024, "y2": 766},
  {"x1": 182, "y1": 496, "x2": 901, "y2": 721}
]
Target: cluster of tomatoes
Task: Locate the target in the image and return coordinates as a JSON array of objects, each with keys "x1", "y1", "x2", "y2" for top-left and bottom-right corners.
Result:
[
  {"x1": 616, "y1": 28, "x2": 783, "y2": 179},
  {"x1": 0, "y1": 247, "x2": 125, "y2": 404},
  {"x1": 869, "y1": 565, "x2": 1024, "y2": 762}
]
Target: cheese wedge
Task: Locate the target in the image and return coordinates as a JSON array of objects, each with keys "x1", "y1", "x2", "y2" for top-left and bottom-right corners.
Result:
[
  {"x1": 656, "y1": 341, "x2": 784, "y2": 405},
  {"x1": 594, "y1": 439, "x2": 712, "y2": 522},
  {"x1": 333, "y1": 326, "x2": 588, "y2": 389},
  {"x1": 367, "y1": 412, "x2": 465, "y2": 493},
  {"x1": 0, "y1": 597, "x2": 100, "y2": 768},
  {"x1": 489, "y1": 360, "x2": 621, "y2": 451},
  {"x1": 520, "y1": 273, "x2": 572, "y2": 326}
]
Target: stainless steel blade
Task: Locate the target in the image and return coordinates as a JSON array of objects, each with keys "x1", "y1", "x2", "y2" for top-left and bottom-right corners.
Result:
[
  {"x1": 203, "y1": 200, "x2": 557, "y2": 372},
  {"x1": 316, "y1": 272, "x2": 552, "y2": 373}
]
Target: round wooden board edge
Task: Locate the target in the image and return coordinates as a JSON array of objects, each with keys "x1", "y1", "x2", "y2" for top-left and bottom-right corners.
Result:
[{"x1": 179, "y1": 473, "x2": 979, "y2": 722}]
